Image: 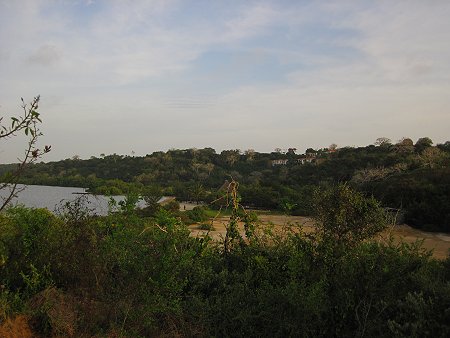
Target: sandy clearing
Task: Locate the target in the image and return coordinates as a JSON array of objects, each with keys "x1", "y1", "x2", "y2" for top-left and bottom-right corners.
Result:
[{"x1": 188, "y1": 215, "x2": 450, "y2": 260}]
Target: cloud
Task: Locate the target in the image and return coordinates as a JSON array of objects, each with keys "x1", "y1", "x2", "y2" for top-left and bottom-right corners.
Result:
[
  {"x1": 1, "y1": 1, "x2": 449, "y2": 161},
  {"x1": 336, "y1": 1, "x2": 450, "y2": 83},
  {"x1": 223, "y1": 3, "x2": 279, "y2": 41},
  {"x1": 27, "y1": 44, "x2": 62, "y2": 66}
]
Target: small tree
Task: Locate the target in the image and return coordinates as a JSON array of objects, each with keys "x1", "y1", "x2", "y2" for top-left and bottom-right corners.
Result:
[
  {"x1": 189, "y1": 183, "x2": 206, "y2": 204},
  {"x1": 141, "y1": 185, "x2": 162, "y2": 216},
  {"x1": 375, "y1": 137, "x2": 392, "y2": 147},
  {"x1": 244, "y1": 149, "x2": 256, "y2": 161},
  {"x1": 329, "y1": 143, "x2": 338, "y2": 152},
  {"x1": 419, "y1": 147, "x2": 447, "y2": 168},
  {"x1": 0, "y1": 96, "x2": 50, "y2": 211},
  {"x1": 414, "y1": 137, "x2": 433, "y2": 153},
  {"x1": 395, "y1": 137, "x2": 414, "y2": 153},
  {"x1": 313, "y1": 183, "x2": 387, "y2": 250}
]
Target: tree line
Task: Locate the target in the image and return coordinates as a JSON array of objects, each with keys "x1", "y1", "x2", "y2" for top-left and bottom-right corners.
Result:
[{"x1": 2, "y1": 137, "x2": 449, "y2": 232}]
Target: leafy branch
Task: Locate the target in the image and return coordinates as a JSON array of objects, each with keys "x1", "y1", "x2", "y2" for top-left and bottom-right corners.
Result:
[{"x1": 0, "y1": 96, "x2": 51, "y2": 211}]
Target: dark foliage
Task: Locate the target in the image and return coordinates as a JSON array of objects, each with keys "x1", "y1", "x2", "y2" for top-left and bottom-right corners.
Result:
[
  {"x1": 1, "y1": 139, "x2": 449, "y2": 231},
  {"x1": 1, "y1": 185, "x2": 449, "y2": 336}
]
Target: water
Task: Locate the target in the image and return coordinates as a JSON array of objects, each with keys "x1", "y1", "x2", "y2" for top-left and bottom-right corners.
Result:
[{"x1": 0, "y1": 184, "x2": 139, "y2": 216}]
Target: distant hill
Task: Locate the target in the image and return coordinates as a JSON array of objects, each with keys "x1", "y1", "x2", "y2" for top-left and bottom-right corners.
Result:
[{"x1": 1, "y1": 140, "x2": 450, "y2": 232}]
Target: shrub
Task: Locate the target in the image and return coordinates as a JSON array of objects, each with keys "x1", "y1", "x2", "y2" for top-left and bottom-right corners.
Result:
[
  {"x1": 313, "y1": 183, "x2": 388, "y2": 250},
  {"x1": 0, "y1": 207, "x2": 58, "y2": 290},
  {"x1": 0, "y1": 192, "x2": 449, "y2": 336},
  {"x1": 198, "y1": 223, "x2": 215, "y2": 231},
  {"x1": 163, "y1": 200, "x2": 180, "y2": 213},
  {"x1": 185, "y1": 206, "x2": 208, "y2": 223}
]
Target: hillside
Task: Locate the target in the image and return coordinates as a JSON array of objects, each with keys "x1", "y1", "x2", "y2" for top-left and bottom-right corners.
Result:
[{"x1": 2, "y1": 138, "x2": 450, "y2": 232}]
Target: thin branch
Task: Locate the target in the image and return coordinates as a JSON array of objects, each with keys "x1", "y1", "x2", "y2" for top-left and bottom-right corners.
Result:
[{"x1": 0, "y1": 96, "x2": 50, "y2": 212}]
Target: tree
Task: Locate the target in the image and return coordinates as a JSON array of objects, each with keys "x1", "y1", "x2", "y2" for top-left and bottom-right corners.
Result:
[
  {"x1": 394, "y1": 137, "x2": 414, "y2": 153},
  {"x1": 0, "y1": 96, "x2": 51, "y2": 211},
  {"x1": 415, "y1": 137, "x2": 433, "y2": 153},
  {"x1": 437, "y1": 141, "x2": 450, "y2": 152},
  {"x1": 204, "y1": 163, "x2": 215, "y2": 177},
  {"x1": 139, "y1": 185, "x2": 162, "y2": 216},
  {"x1": 375, "y1": 137, "x2": 392, "y2": 147},
  {"x1": 313, "y1": 183, "x2": 387, "y2": 249},
  {"x1": 189, "y1": 183, "x2": 206, "y2": 204},
  {"x1": 244, "y1": 149, "x2": 256, "y2": 161},
  {"x1": 220, "y1": 150, "x2": 240, "y2": 166},
  {"x1": 351, "y1": 166, "x2": 390, "y2": 184},
  {"x1": 419, "y1": 147, "x2": 447, "y2": 168},
  {"x1": 280, "y1": 199, "x2": 297, "y2": 215}
]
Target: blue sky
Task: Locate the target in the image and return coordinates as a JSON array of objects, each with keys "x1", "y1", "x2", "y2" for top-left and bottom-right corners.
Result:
[{"x1": 1, "y1": 0, "x2": 449, "y2": 162}]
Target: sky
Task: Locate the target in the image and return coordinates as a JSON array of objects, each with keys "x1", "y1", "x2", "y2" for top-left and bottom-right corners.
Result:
[{"x1": 1, "y1": 0, "x2": 450, "y2": 162}]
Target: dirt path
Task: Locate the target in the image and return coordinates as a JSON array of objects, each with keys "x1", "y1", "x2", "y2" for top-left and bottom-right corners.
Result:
[
  {"x1": 380, "y1": 224, "x2": 450, "y2": 259},
  {"x1": 188, "y1": 215, "x2": 450, "y2": 260}
]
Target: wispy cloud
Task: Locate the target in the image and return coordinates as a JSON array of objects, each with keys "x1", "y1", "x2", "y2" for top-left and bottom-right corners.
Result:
[
  {"x1": 1, "y1": 1, "x2": 449, "y2": 161},
  {"x1": 27, "y1": 44, "x2": 62, "y2": 66}
]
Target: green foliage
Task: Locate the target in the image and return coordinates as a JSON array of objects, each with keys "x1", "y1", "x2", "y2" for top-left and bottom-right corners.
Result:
[
  {"x1": 279, "y1": 198, "x2": 298, "y2": 215},
  {"x1": 118, "y1": 191, "x2": 140, "y2": 215},
  {"x1": 362, "y1": 168, "x2": 450, "y2": 232},
  {"x1": 0, "y1": 196, "x2": 449, "y2": 336},
  {"x1": 415, "y1": 137, "x2": 433, "y2": 153},
  {"x1": 139, "y1": 185, "x2": 162, "y2": 216},
  {"x1": 2, "y1": 139, "x2": 450, "y2": 334},
  {"x1": 0, "y1": 207, "x2": 58, "y2": 290},
  {"x1": 1, "y1": 96, "x2": 51, "y2": 212},
  {"x1": 313, "y1": 183, "x2": 388, "y2": 250},
  {"x1": 55, "y1": 195, "x2": 94, "y2": 224},
  {"x1": 3, "y1": 140, "x2": 450, "y2": 232},
  {"x1": 198, "y1": 222, "x2": 215, "y2": 231},
  {"x1": 20, "y1": 264, "x2": 54, "y2": 298},
  {"x1": 185, "y1": 206, "x2": 208, "y2": 223},
  {"x1": 162, "y1": 199, "x2": 180, "y2": 213}
]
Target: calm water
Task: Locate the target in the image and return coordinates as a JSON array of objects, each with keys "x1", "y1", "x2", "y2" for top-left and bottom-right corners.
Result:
[{"x1": 0, "y1": 184, "x2": 139, "y2": 216}]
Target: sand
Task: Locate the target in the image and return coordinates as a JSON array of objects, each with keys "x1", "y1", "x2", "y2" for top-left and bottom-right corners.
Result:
[{"x1": 188, "y1": 214, "x2": 450, "y2": 260}]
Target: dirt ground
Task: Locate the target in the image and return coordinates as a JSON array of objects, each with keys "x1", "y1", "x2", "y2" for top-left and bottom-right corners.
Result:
[{"x1": 188, "y1": 214, "x2": 450, "y2": 260}]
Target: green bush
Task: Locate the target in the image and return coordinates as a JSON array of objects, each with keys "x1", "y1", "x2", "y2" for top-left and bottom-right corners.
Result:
[
  {"x1": 184, "y1": 206, "x2": 208, "y2": 223},
  {"x1": 198, "y1": 223, "x2": 215, "y2": 231},
  {"x1": 0, "y1": 197, "x2": 449, "y2": 336},
  {"x1": 0, "y1": 207, "x2": 59, "y2": 290},
  {"x1": 162, "y1": 200, "x2": 180, "y2": 213}
]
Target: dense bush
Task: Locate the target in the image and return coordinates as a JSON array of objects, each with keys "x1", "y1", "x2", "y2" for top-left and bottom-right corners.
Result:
[
  {"x1": 0, "y1": 186, "x2": 449, "y2": 337},
  {"x1": 185, "y1": 206, "x2": 209, "y2": 223},
  {"x1": 362, "y1": 168, "x2": 450, "y2": 232}
]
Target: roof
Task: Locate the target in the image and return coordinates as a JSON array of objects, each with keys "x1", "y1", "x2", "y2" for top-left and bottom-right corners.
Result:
[{"x1": 157, "y1": 196, "x2": 176, "y2": 205}]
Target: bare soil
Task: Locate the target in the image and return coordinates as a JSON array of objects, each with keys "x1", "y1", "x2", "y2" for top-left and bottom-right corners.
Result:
[{"x1": 188, "y1": 214, "x2": 450, "y2": 260}]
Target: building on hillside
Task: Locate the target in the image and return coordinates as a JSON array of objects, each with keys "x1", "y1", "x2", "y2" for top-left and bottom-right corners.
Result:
[
  {"x1": 296, "y1": 157, "x2": 314, "y2": 165},
  {"x1": 271, "y1": 159, "x2": 288, "y2": 166}
]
